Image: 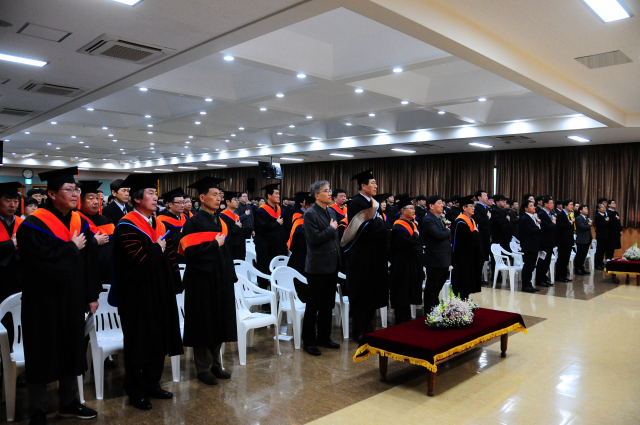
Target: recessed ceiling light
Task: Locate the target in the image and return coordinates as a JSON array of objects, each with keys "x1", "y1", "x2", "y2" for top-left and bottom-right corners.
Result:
[
  {"x1": 75, "y1": 156, "x2": 78, "y2": 159},
  {"x1": 71, "y1": 136, "x2": 76, "y2": 138},
  {"x1": 147, "y1": 124, "x2": 153, "y2": 127},
  {"x1": 181, "y1": 153, "x2": 185, "y2": 155},
  {"x1": 24, "y1": 131, "x2": 30, "y2": 134},
  {"x1": 139, "y1": 87, "x2": 148, "y2": 92},
  {"x1": 51, "y1": 121, "x2": 57, "y2": 125},
  {"x1": 391, "y1": 148, "x2": 416, "y2": 153},
  {"x1": 330, "y1": 153, "x2": 354, "y2": 157},
  {"x1": 215, "y1": 149, "x2": 219, "y2": 151},
  {"x1": 46, "y1": 142, "x2": 51, "y2": 145},
  {"x1": 134, "y1": 170, "x2": 151, "y2": 173},
  {"x1": 55, "y1": 147, "x2": 60, "y2": 150},
  {"x1": 401, "y1": 100, "x2": 409, "y2": 105},
  {"x1": 85, "y1": 145, "x2": 89, "y2": 148},
  {"x1": 205, "y1": 97, "x2": 213, "y2": 102},
  {"x1": 438, "y1": 111, "x2": 445, "y2": 115},
  {"x1": 478, "y1": 97, "x2": 487, "y2": 102},
  {"x1": 199, "y1": 111, "x2": 206, "y2": 115},
  {"x1": 260, "y1": 107, "x2": 267, "y2": 111},
  {"x1": 276, "y1": 93, "x2": 284, "y2": 98},
  {"x1": 79, "y1": 141, "x2": 84, "y2": 144},
  {"x1": 120, "y1": 148, "x2": 124, "y2": 151},
  {"x1": 231, "y1": 134, "x2": 236, "y2": 137},
  {"x1": 155, "y1": 169, "x2": 173, "y2": 171},
  {"x1": 87, "y1": 107, "x2": 94, "y2": 111},
  {"x1": 122, "y1": 152, "x2": 126, "y2": 154},
  {"x1": 148, "y1": 131, "x2": 153, "y2": 134},
  {"x1": 44, "y1": 154, "x2": 48, "y2": 157},
  {"x1": 144, "y1": 114, "x2": 151, "y2": 118},
  {"x1": 468, "y1": 142, "x2": 493, "y2": 148},
  {"x1": 468, "y1": 119, "x2": 476, "y2": 123},
  {"x1": 150, "y1": 142, "x2": 154, "y2": 145},
  {"x1": 0, "y1": 52, "x2": 48, "y2": 67},
  {"x1": 393, "y1": 67, "x2": 403, "y2": 73},
  {"x1": 369, "y1": 113, "x2": 376, "y2": 117},
  {"x1": 239, "y1": 127, "x2": 244, "y2": 130},
  {"x1": 355, "y1": 88, "x2": 364, "y2": 93},
  {"x1": 102, "y1": 158, "x2": 106, "y2": 161},
  {"x1": 206, "y1": 163, "x2": 227, "y2": 167},
  {"x1": 257, "y1": 144, "x2": 263, "y2": 146},
  {"x1": 378, "y1": 129, "x2": 387, "y2": 132},
  {"x1": 277, "y1": 132, "x2": 282, "y2": 135},
  {"x1": 223, "y1": 55, "x2": 234, "y2": 61},
  {"x1": 110, "y1": 0, "x2": 143, "y2": 6},
  {"x1": 112, "y1": 139, "x2": 117, "y2": 142},
  {"x1": 567, "y1": 135, "x2": 591, "y2": 142},
  {"x1": 225, "y1": 139, "x2": 230, "y2": 142},
  {"x1": 345, "y1": 122, "x2": 352, "y2": 126},
  {"x1": 108, "y1": 134, "x2": 114, "y2": 137},
  {"x1": 185, "y1": 141, "x2": 190, "y2": 144},
  {"x1": 280, "y1": 157, "x2": 304, "y2": 161},
  {"x1": 582, "y1": 0, "x2": 630, "y2": 22},
  {"x1": 239, "y1": 160, "x2": 258, "y2": 164},
  {"x1": 297, "y1": 73, "x2": 306, "y2": 78},
  {"x1": 194, "y1": 121, "x2": 201, "y2": 125}
]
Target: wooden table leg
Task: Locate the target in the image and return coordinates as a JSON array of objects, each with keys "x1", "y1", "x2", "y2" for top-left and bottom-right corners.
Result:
[
  {"x1": 427, "y1": 371, "x2": 436, "y2": 396},
  {"x1": 379, "y1": 355, "x2": 388, "y2": 382},
  {"x1": 611, "y1": 273, "x2": 616, "y2": 283},
  {"x1": 501, "y1": 334, "x2": 508, "y2": 358}
]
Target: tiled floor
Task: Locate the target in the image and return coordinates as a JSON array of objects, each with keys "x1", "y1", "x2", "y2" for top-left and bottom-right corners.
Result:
[{"x1": 4, "y1": 271, "x2": 640, "y2": 424}]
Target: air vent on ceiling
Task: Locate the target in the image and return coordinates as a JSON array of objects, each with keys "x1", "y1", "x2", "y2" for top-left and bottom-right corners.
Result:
[
  {"x1": 413, "y1": 142, "x2": 443, "y2": 149},
  {"x1": 0, "y1": 107, "x2": 39, "y2": 117},
  {"x1": 575, "y1": 50, "x2": 632, "y2": 69},
  {"x1": 77, "y1": 34, "x2": 175, "y2": 64},
  {"x1": 495, "y1": 135, "x2": 536, "y2": 144},
  {"x1": 0, "y1": 77, "x2": 10, "y2": 85},
  {"x1": 20, "y1": 80, "x2": 86, "y2": 97}
]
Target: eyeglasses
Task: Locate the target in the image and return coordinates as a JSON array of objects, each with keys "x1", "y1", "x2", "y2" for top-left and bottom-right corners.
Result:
[
  {"x1": 172, "y1": 201, "x2": 185, "y2": 205},
  {"x1": 321, "y1": 189, "x2": 332, "y2": 194},
  {"x1": 59, "y1": 188, "x2": 81, "y2": 195}
]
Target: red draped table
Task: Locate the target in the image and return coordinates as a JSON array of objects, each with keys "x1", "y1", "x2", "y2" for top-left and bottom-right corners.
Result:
[
  {"x1": 605, "y1": 259, "x2": 640, "y2": 284},
  {"x1": 353, "y1": 308, "x2": 527, "y2": 396}
]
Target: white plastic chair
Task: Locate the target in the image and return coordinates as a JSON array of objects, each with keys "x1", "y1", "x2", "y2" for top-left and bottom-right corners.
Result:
[
  {"x1": 270, "y1": 267, "x2": 307, "y2": 349},
  {"x1": 336, "y1": 272, "x2": 350, "y2": 339},
  {"x1": 0, "y1": 294, "x2": 84, "y2": 420},
  {"x1": 510, "y1": 241, "x2": 522, "y2": 254},
  {"x1": 234, "y1": 260, "x2": 273, "y2": 310},
  {"x1": 170, "y1": 292, "x2": 185, "y2": 383},
  {"x1": 587, "y1": 240, "x2": 597, "y2": 271},
  {"x1": 491, "y1": 244, "x2": 518, "y2": 291},
  {"x1": 246, "y1": 238, "x2": 255, "y2": 253},
  {"x1": 269, "y1": 255, "x2": 289, "y2": 273},
  {"x1": 233, "y1": 275, "x2": 280, "y2": 365},
  {"x1": 550, "y1": 247, "x2": 558, "y2": 282},
  {"x1": 569, "y1": 245, "x2": 576, "y2": 277},
  {"x1": 245, "y1": 249, "x2": 256, "y2": 266}
]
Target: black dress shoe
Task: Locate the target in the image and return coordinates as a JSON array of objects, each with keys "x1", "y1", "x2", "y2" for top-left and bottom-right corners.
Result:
[
  {"x1": 197, "y1": 371, "x2": 218, "y2": 386},
  {"x1": 144, "y1": 387, "x2": 173, "y2": 399},
  {"x1": 303, "y1": 345, "x2": 321, "y2": 356},
  {"x1": 29, "y1": 410, "x2": 47, "y2": 425},
  {"x1": 211, "y1": 367, "x2": 231, "y2": 379},
  {"x1": 581, "y1": 269, "x2": 591, "y2": 275},
  {"x1": 536, "y1": 282, "x2": 549, "y2": 287},
  {"x1": 556, "y1": 277, "x2": 571, "y2": 282},
  {"x1": 129, "y1": 395, "x2": 152, "y2": 410},
  {"x1": 523, "y1": 286, "x2": 537, "y2": 293},
  {"x1": 104, "y1": 357, "x2": 118, "y2": 369},
  {"x1": 58, "y1": 399, "x2": 98, "y2": 419},
  {"x1": 318, "y1": 340, "x2": 341, "y2": 349},
  {"x1": 595, "y1": 266, "x2": 605, "y2": 270}
]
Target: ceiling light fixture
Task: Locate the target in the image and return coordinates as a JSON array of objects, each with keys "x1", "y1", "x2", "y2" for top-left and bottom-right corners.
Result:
[
  {"x1": 0, "y1": 52, "x2": 48, "y2": 67},
  {"x1": 154, "y1": 169, "x2": 173, "y2": 171},
  {"x1": 87, "y1": 108, "x2": 94, "y2": 111},
  {"x1": 297, "y1": 73, "x2": 306, "y2": 78},
  {"x1": 401, "y1": 100, "x2": 409, "y2": 105},
  {"x1": 438, "y1": 111, "x2": 445, "y2": 115},
  {"x1": 150, "y1": 142, "x2": 154, "y2": 145},
  {"x1": 223, "y1": 55, "x2": 234, "y2": 61},
  {"x1": 239, "y1": 127, "x2": 244, "y2": 130},
  {"x1": 178, "y1": 166, "x2": 198, "y2": 169},
  {"x1": 378, "y1": 129, "x2": 387, "y2": 132},
  {"x1": 345, "y1": 122, "x2": 352, "y2": 126},
  {"x1": 468, "y1": 119, "x2": 476, "y2": 123},
  {"x1": 188, "y1": 135, "x2": 193, "y2": 139},
  {"x1": 225, "y1": 139, "x2": 229, "y2": 142},
  {"x1": 276, "y1": 93, "x2": 284, "y2": 98},
  {"x1": 79, "y1": 141, "x2": 84, "y2": 144},
  {"x1": 47, "y1": 142, "x2": 51, "y2": 145},
  {"x1": 148, "y1": 131, "x2": 153, "y2": 134},
  {"x1": 120, "y1": 148, "x2": 124, "y2": 151},
  {"x1": 147, "y1": 124, "x2": 153, "y2": 127},
  {"x1": 108, "y1": 134, "x2": 114, "y2": 137},
  {"x1": 289, "y1": 125, "x2": 295, "y2": 128},
  {"x1": 260, "y1": 107, "x2": 267, "y2": 111},
  {"x1": 51, "y1": 121, "x2": 57, "y2": 125},
  {"x1": 139, "y1": 87, "x2": 148, "y2": 92},
  {"x1": 134, "y1": 170, "x2": 151, "y2": 173},
  {"x1": 582, "y1": 0, "x2": 630, "y2": 22},
  {"x1": 306, "y1": 116, "x2": 312, "y2": 119},
  {"x1": 239, "y1": 161, "x2": 258, "y2": 164},
  {"x1": 468, "y1": 142, "x2": 493, "y2": 148},
  {"x1": 55, "y1": 147, "x2": 60, "y2": 150},
  {"x1": 195, "y1": 121, "x2": 201, "y2": 125},
  {"x1": 478, "y1": 97, "x2": 487, "y2": 102},
  {"x1": 206, "y1": 164, "x2": 227, "y2": 167},
  {"x1": 231, "y1": 134, "x2": 236, "y2": 137},
  {"x1": 393, "y1": 67, "x2": 403, "y2": 73},
  {"x1": 277, "y1": 132, "x2": 282, "y2": 135},
  {"x1": 355, "y1": 88, "x2": 364, "y2": 93},
  {"x1": 112, "y1": 139, "x2": 117, "y2": 142},
  {"x1": 391, "y1": 148, "x2": 416, "y2": 153},
  {"x1": 330, "y1": 153, "x2": 354, "y2": 158},
  {"x1": 185, "y1": 141, "x2": 190, "y2": 144},
  {"x1": 24, "y1": 131, "x2": 30, "y2": 134},
  {"x1": 280, "y1": 157, "x2": 303, "y2": 161},
  {"x1": 71, "y1": 136, "x2": 76, "y2": 138},
  {"x1": 110, "y1": 0, "x2": 143, "y2": 6},
  {"x1": 144, "y1": 114, "x2": 151, "y2": 118},
  {"x1": 200, "y1": 111, "x2": 206, "y2": 115},
  {"x1": 567, "y1": 135, "x2": 591, "y2": 142},
  {"x1": 205, "y1": 98, "x2": 212, "y2": 102},
  {"x1": 101, "y1": 126, "x2": 108, "y2": 130},
  {"x1": 369, "y1": 113, "x2": 375, "y2": 117}
]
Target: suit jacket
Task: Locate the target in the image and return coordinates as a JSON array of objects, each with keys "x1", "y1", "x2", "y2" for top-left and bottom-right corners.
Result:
[
  {"x1": 519, "y1": 213, "x2": 540, "y2": 252},
  {"x1": 555, "y1": 209, "x2": 575, "y2": 247},
  {"x1": 538, "y1": 208, "x2": 556, "y2": 248},
  {"x1": 303, "y1": 204, "x2": 340, "y2": 275},
  {"x1": 421, "y1": 212, "x2": 452, "y2": 268},
  {"x1": 608, "y1": 209, "x2": 622, "y2": 234},
  {"x1": 490, "y1": 205, "x2": 512, "y2": 248},
  {"x1": 575, "y1": 214, "x2": 592, "y2": 245},
  {"x1": 595, "y1": 212, "x2": 609, "y2": 240},
  {"x1": 102, "y1": 201, "x2": 131, "y2": 224}
]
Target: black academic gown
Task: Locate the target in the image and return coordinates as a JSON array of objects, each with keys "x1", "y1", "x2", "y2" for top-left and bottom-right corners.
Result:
[
  {"x1": 445, "y1": 206, "x2": 460, "y2": 224},
  {"x1": 220, "y1": 211, "x2": 246, "y2": 261},
  {"x1": 608, "y1": 209, "x2": 622, "y2": 250},
  {"x1": 18, "y1": 204, "x2": 98, "y2": 384},
  {"x1": 345, "y1": 194, "x2": 389, "y2": 311},
  {"x1": 288, "y1": 216, "x2": 307, "y2": 276},
  {"x1": 0, "y1": 218, "x2": 21, "y2": 303},
  {"x1": 389, "y1": 219, "x2": 423, "y2": 309},
  {"x1": 254, "y1": 204, "x2": 288, "y2": 286},
  {"x1": 182, "y1": 211, "x2": 238, "y2": 347},
  {"x1": 451, "y1": 216, "x2": 483, "y2": 300},
  {"x1": 385, "y1": 205, "x2": 399, "y2": 227},
  {"x1": 80, "y1": 211, "x2": 114, "y2": 292},
  {"x1": 157, "y1": 210, "x2": 186, "y2": 266},
  {"x1": 472, "y1": 203, "x2": 491, "y2": 263},
  {"x1": 113, "y1": 214, "x2": 183, "y2": 366}
]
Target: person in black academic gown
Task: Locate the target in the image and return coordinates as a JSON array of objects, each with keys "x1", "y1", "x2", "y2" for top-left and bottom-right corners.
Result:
[
  {"x1": 254, "y1": 183, "x2": 287, "y2": 291},
  {"x1": 287, "y1": 196, "x2": 312, "y2": 278},
  {"x1": 282, "y1": 191, "x2": 306, "y2": 238},
  {"x1": 606, "y1": 200, "x2": 622, "y2": 260},
  {"x1": 157, "y1": 187, "x2": 187, "y2": 270},
  {"x1": 384, "y1": 193, "x2": 398, "y2": 226},
  {"x1": 472, "y1": 190, "x2": 491, "y2": 282},
  {"x1": 18, "y1": 167, "x2": 99, "y2": 423},
  {"x1": 342, "y1": 170, "x2": 388, "y2": 343},
  {"x1": 389, "y1": 196, "x2": 423, "y2": 325},
  {"x1": 451, "y1": 196, "x2": 483, "y2": 301},
  {"x1": 218, "y1": 191, "x2": 246, "y2": 261},
  {"x1": 445, "y1": 195, "x2": 461, "y2": 223},
  {"x1": 112, "y1": 174, "x2": 183, "y2": 411},
  {"x1": 181, "y1": 177, "x2": 237, "y2": 386},
  {"x1": 0, "y1": 182, "x2": 24, "y2": 347}
]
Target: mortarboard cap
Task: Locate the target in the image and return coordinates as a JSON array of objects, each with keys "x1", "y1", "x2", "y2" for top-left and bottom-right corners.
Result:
[
  {"x1": 458, "y1": 196, "x2": 475, "y2": 207},
  {"x1": 373, "y1": 194, "x2": 387, "y2": 203},
  {"x1": 0, "y1": 182, "x2": 23, "y2": 198},
  {"x1": 39, "y1": 167, "x2": 78, "y2": 190},
  {"x1": 187, "y1": 177, "x2": 225, "y2": 195},
  {"x1": 110, "y1": 179, "x2": 126, "y2": 192},
  {"x1": 450, "y1": 194, "x2": 461, "y2": 203},
  {"x1": 161, "y1": 187, "x2": 185, "y2": 203},
  {"x1": 223, "y1": 191, "x2": 241, "y2": 200},
  {"x1": 26, "y1": 188, "x2": 39, "y2": 197},
  {"x1": 261, "y1": 183, "x2": 281, "y2": 194},
  {"x1": 120, "y1": 173, "x2": 158, "y2": 196},
  {"x1": 24, "y1": 196, "x2": 39, "y2": 207},
  {"x1": 396, "y1": 196, "x2": 415, "y2": 209},
  {"x1": 425, "y1": 195, "x2": 443, "y2": 208},
  {"x1": 415, "y1": 195, "x2": 427, "y2": 201},
  {"x1": 294, "y1": 191, "x2": 308, "y2": 204},
  {"x1": 304, "y1": 195, "x2": 315, "y2": 206},
  {"x1": 351, "y1": 169, "x2": 374, "y2": 187},
  {"x1": 395, "y1": 193, "x2": 408, "y2": 202},
  {"x1": 79, "y1": 180, "x2": 103, "y2": 198}
]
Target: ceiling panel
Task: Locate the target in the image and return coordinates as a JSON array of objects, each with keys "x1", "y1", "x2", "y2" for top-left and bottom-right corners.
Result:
[
  {"x1": 486, "y1": 95, "x2": 577, "y2": 123},
  {"x1": 396, "y1": 109, "x2": 469, "y2": 132}
]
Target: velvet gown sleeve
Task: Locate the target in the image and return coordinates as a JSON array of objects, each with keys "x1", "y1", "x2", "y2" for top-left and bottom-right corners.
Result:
[
  {"x1": 181, "y1": 216, "x2": 222, "y2": 274},
  {"x1": 255, "y1": 209, "x2": 281, "y2": 231},
  {"x1": 0, "y1": 240, "x2": 17, "y2": 268}
]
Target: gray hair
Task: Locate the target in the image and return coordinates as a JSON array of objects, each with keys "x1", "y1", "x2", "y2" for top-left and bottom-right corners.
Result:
[{"x1": 310, "y1": 180, "x2": 330, "y2": 196}]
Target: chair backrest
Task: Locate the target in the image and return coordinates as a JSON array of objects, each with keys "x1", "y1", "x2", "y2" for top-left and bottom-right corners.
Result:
[
  {"x1": 269, "y1": 255, "x2": 289, "y2": 272},
  {"x1": 271, "y1": 266, "x2": 305, "y2": 306},
  {"x1": 245, "y1": 250, "x2": 256, "y2": 265},
  {"x1": 491, "y1": 244, "x2": 509, "y2": 267},
  {"x1": 553, "y1": 247, "x2": 558, "y2": 256},
  {"x1": 233, "y1": 275, "x2": 254, "y2": 320},
  {"x1": 0, "y1": 293, "x2": 23, "y2": 354},
  {"x1": 510, "y1": 241, "x2": 521, "y2": 252},
  {"x1": 93, "y1": 292, "x2": 122, "y2": 337},
  {"x1": 176, "y1": 292, "x2": 185, "y2": 327},
  {"x1": 338, "y1": 272, "x2": 346, "y2": 279}
]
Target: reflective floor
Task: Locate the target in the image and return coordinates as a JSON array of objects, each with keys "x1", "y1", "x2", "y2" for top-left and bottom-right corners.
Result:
[{"x1": 4, "y1": 271, "x2": 640, "y2": 424}]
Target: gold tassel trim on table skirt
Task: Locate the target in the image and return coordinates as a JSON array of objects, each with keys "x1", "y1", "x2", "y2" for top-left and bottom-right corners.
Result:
[
  {"x1": 353, "y1": 323, "x2": 528, "y2": 373},
  {"x1": 605, "y1": 269, "x2": 640, "y2": 276}
]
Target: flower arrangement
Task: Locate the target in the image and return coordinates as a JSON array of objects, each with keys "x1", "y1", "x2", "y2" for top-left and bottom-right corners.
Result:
[
  {"x1": 440, "y1": 217, "x2": 451, "y2": 228},
  {"x1": 622, "y1": 242, "x2": 640, "y2": 261},
  {"x1": 426, "y1": 289, "x2": 479, "y2": 328}
]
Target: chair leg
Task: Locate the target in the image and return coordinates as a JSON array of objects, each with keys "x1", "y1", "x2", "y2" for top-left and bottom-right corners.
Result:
[
  {"x1": 247, "y1": 328, "x2": 255, "y2": 348},
  {"x1": 492, "y1": 267, "x2": 499, "y2": 288},
  {"x1": 286, "y1": 310, "x2": 293, "y2": 325},
  {"x1": 93, "y1": 350, "x2": 105, "y2": 400},
  {"x1": 77, "y1": 375, "x2": 85, "y2": 404},
  {"x1": 410, "y1": 305, "x2": 416, "y2": 320},
  {"x1": 170, "y1": 355, "x2": 180, "y2": 382},
  {"x1": 4, "y1": 364, "x2": 16, "y2": 421},
  {"x1": 220, "y1": 342, "x2": 224, "y2": 370},
  {"x1": 342, "y1": 303, "x2": 350, "y2": 339},
  {"x1": 334, "y1": 304, "x2": 341, "y2": 326},
  {"x1": 380, "y1": 307, "x2": 387, "y2": 328},
  {"x1": 238, "y1": 328, "x2": 247, "y2": 366},
  {"x1": 509, "y1": 270, "x2": 516, "y2": 291},
  {"x1": 85, "y1": 345, "x2": 93, "y2": 384},
  {"x1": 292, "y1": 310, "x2": 302, "y2": 350},
  {"x1": 274, "y1": 325, "x2": 281, "y2": 355}
]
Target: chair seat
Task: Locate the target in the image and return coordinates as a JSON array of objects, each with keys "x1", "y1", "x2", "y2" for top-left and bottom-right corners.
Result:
[
  {"x1": 96, "y1": 337, "x2": 124, "y2": 354},
  {"x1": 244, "y1": 293, "x2": 271, "y2": 302},
  {"x1": 279, "y1": 299, "x2": 306, "y2": 311},
  {"x1": 239, "y1": 312, "x2": 277, "y2": 328}
]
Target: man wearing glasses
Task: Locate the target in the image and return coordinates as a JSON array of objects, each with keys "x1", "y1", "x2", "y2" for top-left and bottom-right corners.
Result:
[
  {"x1": 18, "y1": 167, "x2": 100, "y2": 424},
  {"x1": 157, "y1": 187, "x2": 187, "y2": 270}
]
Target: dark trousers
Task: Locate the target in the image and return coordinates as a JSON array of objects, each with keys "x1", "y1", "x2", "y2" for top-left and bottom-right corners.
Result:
[
  {"x1": 575, "y1": 243, "x2": 590, "y2": 271},
  {"x1": 28, "y1": 375, "x2": 78, "y2": 416},
  {"x1": 424, "y1": 267, "x2": 448, "y2": 314},
  {"x1": 193, "y1": 343, "x2": 222, "y2": 374},
  {"x1": 123, "y1": 352, "x2": 165, "y2": 397},
  {"x1": 302, "y1": 272, "x2": 337, "y2": 346},
  {"x1": 605, "y1": 237, "x2": 619, "y2": 260},
  {"x1": 522, "y1": 251, "x2": 538, "y2": 289},
  {"x1": 536, "y1": 247, "x2": 554, "y2": 283},
  {"x1": 394, "y1": 305, "x2": 412, "y2": 325},
  {"x1": 556, "y1": 246, "x2": 572, "y2": 279},
  {"x1": 352, "y1": 304, "x2": 376, "y2": 341},
  {"x1": 595, "y1": 238, "x2": 609, "y2": 267}
]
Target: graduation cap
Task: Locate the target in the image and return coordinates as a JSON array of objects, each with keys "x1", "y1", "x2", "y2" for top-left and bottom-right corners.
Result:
[
  {"x1": 294, "y1": 191, "x2": 308, "y2": 204},
  {"x1": 415, "y1": 195, "x2": 427, "y2": 201},
  {"x1": 458, "y1": 196, "x2": 475, "y2": 207},
  {"x1": 26, "y1": 188, "x2": 40, "y2": 197},
  {"x1": 304, "y1": 195, "x2": 315, "y2": 206},
  {"x1": 79, "y1": 180, "x2": 103, "y2": 198},
  {"x1": 39, "y1": 166, "x2": 78, "y2": 190},
  {"x1": 0, "y1": 182, "x2": 23, "y2": 198},
  {"x1": 110, "y1": 179, "x2": 126, "y2": 193},
  {"x1": 161, "y1": 187, "x2": 185, "y2": 203},
  {"x1": 395, "y1": 193, "x2": 408, "y2": 202},
  {"x1": 373, "y1": 194, "x2": 387, "y2": 203},
  {"x1": 351, "y1": 169, "x2": 374, "y2": 187},
  {"x1": 261, "y1": 183, "x2": 280, "y2": 195},
  {"x1": 396, "y1": 196, "x2": 415, "y2": 209},
  {"x1": 24, "y1": 196, "x2": 39, "y2": 207},
  {"x1": 425, "y1": 195, "x2": 443, "y2": 208},
  {"x1": 187, "y1": 177, "x2": 225, "y2": 195},
  {"x1": 223, "y1": 191, "x2": 241, "y2": 200},
  {"x1": 120, "y1": 173, "x2": 158, "y2": 195}
]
